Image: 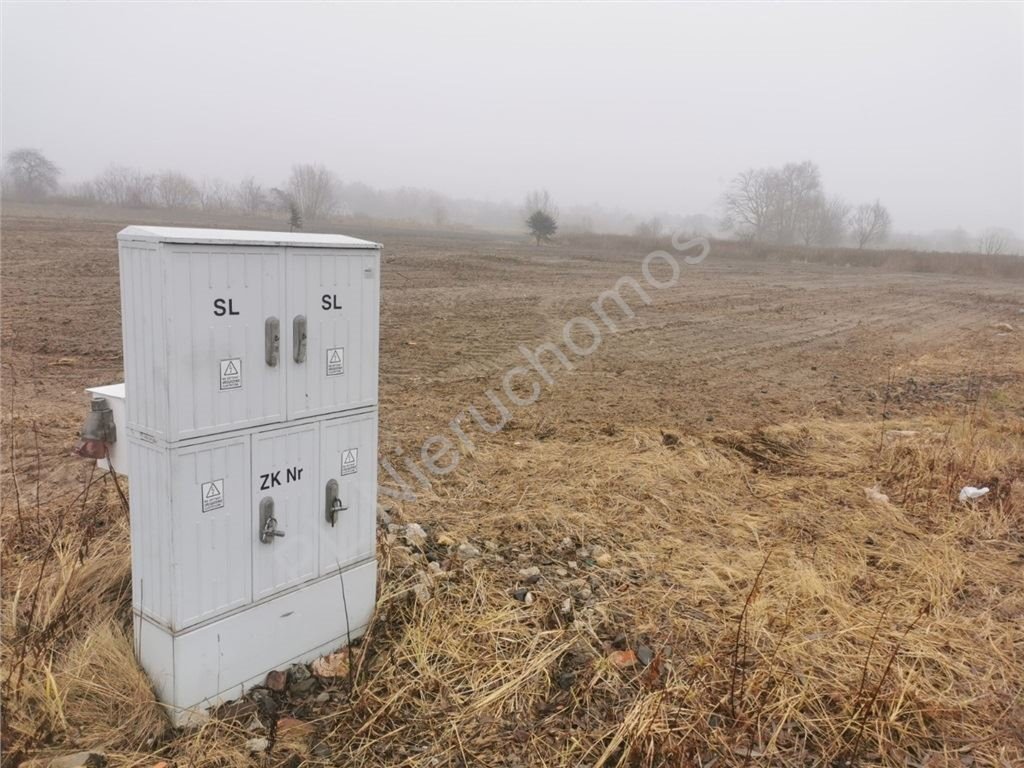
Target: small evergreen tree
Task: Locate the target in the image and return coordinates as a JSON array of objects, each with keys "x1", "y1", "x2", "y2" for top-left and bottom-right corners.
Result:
[
  {"x1": 271, "y1": 187, "x2": 303, "y2": 231},
  {"x1": 524, "y1": 189, "x2": 559, "y2": 245},
  {"x1": 526, "y1": 210, "x2": 558, "y2": 245}
]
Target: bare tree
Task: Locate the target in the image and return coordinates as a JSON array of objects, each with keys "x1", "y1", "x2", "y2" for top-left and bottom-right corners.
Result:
[
  {"x1": 237, "y1": 176, "x2": 266, "y2": 215},
  {"x1": 774, "y1": 161, "x2": 822, "y2": 244},
  {"x1": 288, "y1": 164, "x2": 337, "y2": 223},
  {"x1": 3, "y1": 148, "x2": 60, "y2": 200},
  {"x1": 155, "y1": 171, "x2": 199, "y2": 208},
  {"x1": 198, "y1": 178, "x2": 233, "y2": 211},
  {"x1": 797, "y1": 194, "x2": 850, "y2": 246},
  {"x1": 850, "y1": 200, "x2": 892, "y2": 249},
  {"x1": 722, "y1": 168, "x2": 773, "y2": 241},
  {"x1": 66, "y1": 180, "x2": 99, "y2": 204},
  {"x1": 978, "y1": 228, "x2": 1008, "y2": 256},
  {"x1": 94, "y1": 165, "x2": 155, "y2": 207},
  {"x1": 523, "y1": 189, "x2": 559, "y2": 245},
  {"x1": 724, "y1": 161, "x2": 823, "y2": 244},
  {"x1": 819, "y1": 195, "x2": 851, "y2": 246}
]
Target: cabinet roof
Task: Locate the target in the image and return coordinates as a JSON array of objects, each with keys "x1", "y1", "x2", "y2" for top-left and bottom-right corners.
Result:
[{"x1": 118, "y1": 226, "x2": 380, "y2": 249}]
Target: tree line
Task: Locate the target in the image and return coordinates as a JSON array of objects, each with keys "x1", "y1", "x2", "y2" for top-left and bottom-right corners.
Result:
[
  {"x1": 2, "y1": 147, "x2": 568, "y2": 244},
  {"x1": 1, "y1": 149, "x2": 338, "y2": 224},
  {"x1": 0, "y1": 148, "x2": 449, "y2": 228},
  {"x1": 1, "y1": 148, "x2": 559, "y2": 234},
  {"x1": 3, "y1": 148, "x2": 1016, "y2": 254},
  {"x1": 722, "y1": 160, "x2": 893, "y2": 250}
]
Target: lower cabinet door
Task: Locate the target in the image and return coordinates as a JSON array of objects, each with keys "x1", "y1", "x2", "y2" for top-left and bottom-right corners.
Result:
[
  {"x1": 252, "y1": 423, "x2": 319, "y2": 600},
  {"x1": 319, "y1": 411, "x2": 378, "y2": 575},
  {"x1": 171, "y1": 435, "x2": 252, "y2": 630}
]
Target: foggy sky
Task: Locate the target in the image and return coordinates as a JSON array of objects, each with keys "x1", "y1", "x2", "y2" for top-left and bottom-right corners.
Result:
[{"x1": 3, "y1": 2, "x2": 1022, "y2": 234}]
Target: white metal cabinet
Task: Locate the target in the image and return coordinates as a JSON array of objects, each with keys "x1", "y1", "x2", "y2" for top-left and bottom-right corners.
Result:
[
  {"x1": 319, "y1": 411, "x2": 378, "y2": 574},
  {"x1": 251, "y1": 423, "x2": 319, "y2": 600},
  {"x1": 118, "y1": 226, "x2": 381, "y2": 724},
  {"x1": 170, "y1": 435, "x2": 252, "y2": 630},
  {"x1": 285, "y1": 248, "x2": 379, "y2": 420}
]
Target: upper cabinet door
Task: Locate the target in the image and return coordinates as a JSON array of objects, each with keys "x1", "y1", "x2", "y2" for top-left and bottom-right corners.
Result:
[
  {"x1": 285, "y1": 248, "x2": 379, "y2": 420},
  {"x1": 165, "y1": 245, "x2": 286, "y2": 440}
]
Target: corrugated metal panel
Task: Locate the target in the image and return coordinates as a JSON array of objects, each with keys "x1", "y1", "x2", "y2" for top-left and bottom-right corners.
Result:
[
  {"x1": 319, "y1": 411, "x2": 378, "y2": 574},
  {"x1": 119, "y1": 225, "x2": 380, "y2": 249},
  {"x1": 171, "y1": 436, "x2": 252, "y2": 630},
  {"x1": 165, "y1": 245, "x2": 286, "y2": 440},
  {"x1": 251, "y1": 423, "x2": 319, "y2": 600},
  {"x1": 120, "y1": 242, "x2": 169, "y2": 439},
  {"x1": 286, "y1": 248, "x2": 379, "y2": 420},
  {"x1": 129, "y1": 439, "x2": 174, "y2": 626}
]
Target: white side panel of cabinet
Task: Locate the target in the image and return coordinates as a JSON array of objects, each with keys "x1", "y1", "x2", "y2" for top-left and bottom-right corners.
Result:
[
  {"x1": 171, "y1": 436, "x2": 252, "y2": 630},
  {"x1": 251, "y1": 423, "x2": 319, "y2": 600},
  {"x1": 120, "y1": 243, "x2": 170, "y2": 440},
  {"x1": 285, "y1": 248, "x2": 379, "y2": 420},
  {"x1": 319, "y1": 411, "x2": 378, "y2": 574},
  {"x1": 128, "y1": 438, "x2": 174, "y2": 626},
  {"x1": 164, "y1": 245, "x2": 285, "y2": 440}
]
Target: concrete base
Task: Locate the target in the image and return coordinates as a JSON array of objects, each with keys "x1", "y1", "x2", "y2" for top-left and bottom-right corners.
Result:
[{"x1": 135, "y1": 559, "x2": 376, "y2": 726}]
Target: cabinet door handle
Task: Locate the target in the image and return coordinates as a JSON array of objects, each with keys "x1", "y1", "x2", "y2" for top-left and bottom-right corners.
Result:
[
  {"x1": 293, "y1": 315, "x2": 307, "y2": 363},
  {"x1": 325, "y1": 479, "x2": 347, "y2": 527},
  {"x1": 265, "y1": 316, "x2": 280, "y2": 367},
  {"x1": 259, "y1": 496, "x2": 285, "y2": 543}
]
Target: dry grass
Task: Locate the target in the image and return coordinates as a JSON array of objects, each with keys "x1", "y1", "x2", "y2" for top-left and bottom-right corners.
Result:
[
  {"x1": 561, "y1": 233, "x2": 1024, "y2": 279},
  {"x1": 3, "y1": 380, "x2": 1022, "y2": 767},
  {"x1": 704, "y1": 240, "x2": 1024, "y2": 279}
]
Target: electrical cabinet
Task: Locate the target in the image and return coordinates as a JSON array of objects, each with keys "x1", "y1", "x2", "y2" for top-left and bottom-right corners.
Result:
[{"x1": 118, "y1": 227, "x2": 381, "y2": 723}]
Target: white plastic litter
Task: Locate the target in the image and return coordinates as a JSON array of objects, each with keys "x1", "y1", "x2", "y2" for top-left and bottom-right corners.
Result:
[
  {"x1": 958, "y1": 486, "x2": 990, "y2": 503},
  {"x1": 864, "y1": 486, "x2": 892, "y2": 507}
]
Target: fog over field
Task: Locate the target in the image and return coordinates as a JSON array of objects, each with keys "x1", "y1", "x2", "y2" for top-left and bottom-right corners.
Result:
[{"x1": 2, "y1": 2, "x2": 1022, "y2": 237}]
